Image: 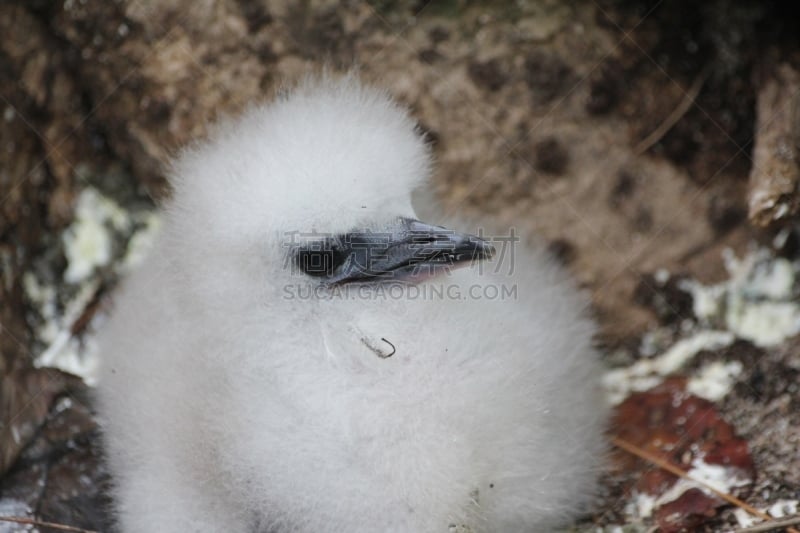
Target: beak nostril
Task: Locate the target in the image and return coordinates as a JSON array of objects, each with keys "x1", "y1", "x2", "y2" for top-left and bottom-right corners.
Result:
[{"x1": 409, "y1": 233, "x2": 440, "y2": 245}]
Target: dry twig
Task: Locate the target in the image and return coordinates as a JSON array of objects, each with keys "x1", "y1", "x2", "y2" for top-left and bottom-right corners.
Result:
[
  {"x1": 735, "y1": 515, "x2": 800, "y2": 533},
  {"x1": 0, "y1": 515, "x2": 97, "y2": 533},
  {"x1": 634, "y1": 65, "x2": 710, "y2": 155}
]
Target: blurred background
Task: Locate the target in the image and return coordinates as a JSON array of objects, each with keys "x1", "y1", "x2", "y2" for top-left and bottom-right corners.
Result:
[{"x1": 1, "y1": 1, "x2": 800, "y2": 531}]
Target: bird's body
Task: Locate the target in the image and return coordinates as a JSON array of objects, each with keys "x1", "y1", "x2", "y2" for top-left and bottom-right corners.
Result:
[{"x1": 96, "y1": 76, "x2": 606, "y2": 533}]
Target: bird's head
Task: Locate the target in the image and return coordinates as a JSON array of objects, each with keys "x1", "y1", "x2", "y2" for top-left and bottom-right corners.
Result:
[{"x1": 164, "y1": 76, "x2": 493, "y2": 292}]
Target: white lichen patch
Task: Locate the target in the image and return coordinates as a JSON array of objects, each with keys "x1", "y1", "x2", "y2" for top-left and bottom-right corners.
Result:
[
  {"x1": 23, "y1": 271, "x2": 57, "y2": 326},
  {"x1": 687, "y1": 360, "x2": 743, "y2": 401},
  {"x1": 62, "y1": 187, "x2": 131, "y2": 283},
  {"x1": 726, "y1": 299, "x2": 800, "y2": 347},
  {"x1": 767, "y1": 498, "x2": 799, "y2": 518},
  {"x1": 629, "y1": 492, "x2": 656, "y2": 520},
  {"x1": 625, "y1": 459, "x2": 750, "y2": 522},
  {"x1": 27, "y1": 277, "x2": 102, "y2": 384},
  {"x1": 732, "y1": 499, "x2": 800, "y2": 528},
  {"x1": 38, "y1": 334, "x2": 101, "y2": 385},
  {"x1": 24, "y1": 185, "x2": 158, "y2": 384},
  {"x1": 688, "y1": 283, "x2": 725, "y2": 321},
  {"x1": 603, "y1": 331, "x2": 735, "y2": 405},
  {"x1": 664, "y1": 459, "x2": 750, "y2": 503},
  {"x1": 681, "y1": 248, "x2": 800, "y2": 347},
  {"x1": 121, "y1": 211, "x2": 162, "y2": 271},
  {"x1": 607, "y1": 247, "x2": 800, "y2": 405},
  {"x1": 733, "y1": 508, "x2": 758, "y2": 528}
]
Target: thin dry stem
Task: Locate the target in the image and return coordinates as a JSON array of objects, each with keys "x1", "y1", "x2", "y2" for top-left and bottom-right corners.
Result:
[
  {"x1": 735, "y1": 515, "x2": 800, "y2": 533},
  {"x1": 634, "y1": 66, "x2": 710, "y2": 156},
  {"x1": 0, "y1": 515, "x2": 98, "y2": 533}
]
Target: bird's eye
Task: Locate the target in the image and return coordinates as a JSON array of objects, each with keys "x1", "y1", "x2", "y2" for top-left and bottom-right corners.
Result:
[{"x1": 294, "y1": 246, "x2": 346, "y2": 277}]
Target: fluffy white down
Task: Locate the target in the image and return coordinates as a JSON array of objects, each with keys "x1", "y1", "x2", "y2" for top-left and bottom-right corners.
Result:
[{"x1": 95, "y1": 75, "x2": 606, "y2": 533}]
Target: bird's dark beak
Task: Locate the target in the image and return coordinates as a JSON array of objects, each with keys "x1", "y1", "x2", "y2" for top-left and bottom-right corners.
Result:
[
  {"x1": 329, "y1": 218, "x2": 494, "y2": 285},
  {"x1": 297, "y1": 218, "x2": 494, "y2": 285}
]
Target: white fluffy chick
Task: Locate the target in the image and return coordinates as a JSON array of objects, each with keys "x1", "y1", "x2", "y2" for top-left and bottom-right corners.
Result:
[{"x1": 96, "y1": 76, "x2": 606, "y2": 533}]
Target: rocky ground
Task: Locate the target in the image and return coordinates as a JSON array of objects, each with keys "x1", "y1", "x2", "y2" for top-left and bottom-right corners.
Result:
[{"x1": 1, "y1": 1, "x2": 800, "y2": 531}]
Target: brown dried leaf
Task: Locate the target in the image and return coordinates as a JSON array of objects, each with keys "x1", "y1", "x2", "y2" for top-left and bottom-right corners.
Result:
[{"x1": 612, "y1": 379, "x2": 755, "y2": 531}]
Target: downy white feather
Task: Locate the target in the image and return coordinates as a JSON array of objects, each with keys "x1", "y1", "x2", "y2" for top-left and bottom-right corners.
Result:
[{"x1": 96, "y1": 75, "x2": 606, "y2": 533}]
